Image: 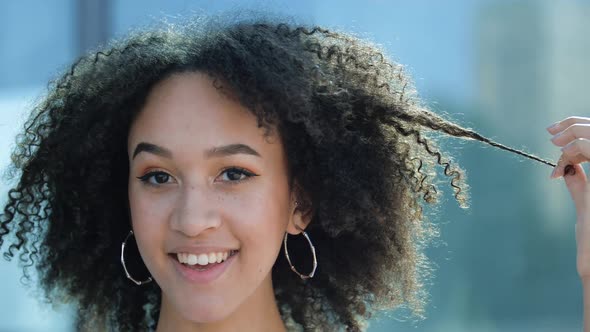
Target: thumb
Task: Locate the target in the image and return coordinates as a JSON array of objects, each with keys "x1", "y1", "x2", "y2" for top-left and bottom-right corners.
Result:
[{"x1": 563, "y1": 164, "x2": 588, "y2": 214}]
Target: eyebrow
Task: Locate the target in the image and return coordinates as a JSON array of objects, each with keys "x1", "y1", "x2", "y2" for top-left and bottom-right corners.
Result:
[
  {"x1": 132, "y1": 142, "x2": 172, "y2": 159},
  {"x1": 132, "y1": 142, "x2": 261, "y2": 160}
]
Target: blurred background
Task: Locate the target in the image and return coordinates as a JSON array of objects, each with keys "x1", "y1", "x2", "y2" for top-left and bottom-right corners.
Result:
[{"x1": 0, "y1": 0, "x2": 588, "y2": 331}]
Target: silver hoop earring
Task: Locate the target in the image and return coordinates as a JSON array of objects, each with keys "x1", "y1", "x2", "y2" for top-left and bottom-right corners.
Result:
[
  {"x1": 121, "y1": 230, "x2": 153, "y2": 286},
  {"x1": 283, "y1": 225, "x2": 317, "y2": 279}
]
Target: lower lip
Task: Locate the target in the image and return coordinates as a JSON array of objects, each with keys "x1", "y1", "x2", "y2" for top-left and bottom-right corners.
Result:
[{"x1": 171, "y1": 253, "x2": 237, "y2": 284}]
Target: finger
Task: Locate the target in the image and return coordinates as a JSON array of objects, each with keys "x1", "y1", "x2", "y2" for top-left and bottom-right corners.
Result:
[
  {"x1": 547, "y1": 116, "x2": 590, "y2": 135},
  {"x1": 562, "y1": 138, "x2": 590, "y2": 160},
  {"x1": 551, "y1": 154, "x2": 588, "y2": 214},
  {"x1": 551, "y1": 156, "x2": 585, "y2": 179},
  {"x1": 550, "y1": 123, "x2": 590, "y2": 147},
  {"x1": 551, "y1": 138, "x2": 590, "y2": 178},
  {"x1": 564, "y1": 164, "x2": 588, "y2": 212}
]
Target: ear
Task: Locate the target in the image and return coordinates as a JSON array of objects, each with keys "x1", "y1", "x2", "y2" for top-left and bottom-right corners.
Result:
[{"x1": 286, "y1": 190, "x2": 313, "y2": 235}]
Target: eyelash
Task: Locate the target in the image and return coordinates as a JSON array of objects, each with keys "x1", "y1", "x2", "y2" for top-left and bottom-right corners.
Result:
[{"x1": 136, "y1": 167, "x2": 257, "y2": 187}]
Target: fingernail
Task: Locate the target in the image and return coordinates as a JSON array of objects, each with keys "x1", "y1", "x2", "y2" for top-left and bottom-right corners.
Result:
[
  {"x1": 547, "y1": 122, "x2": 559, "y2": 131},
  {"x1": 550, "y1": 167, "x2": 557, "y2": 178},
  {"x1": 561, "y1": 141, "x2": 575, "y2": 152}
]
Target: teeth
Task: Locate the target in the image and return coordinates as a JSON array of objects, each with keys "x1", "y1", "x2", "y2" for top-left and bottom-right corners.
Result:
[
  {"x1": 197, "y1": 254, "x2": 208, "y2": 265},
  {"x1": 176, "y1": 251, "x2": 235, "y2": 266}
]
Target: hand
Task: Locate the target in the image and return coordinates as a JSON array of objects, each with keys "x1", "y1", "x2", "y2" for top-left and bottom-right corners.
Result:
[{"x1": 547, "y1": 116, "x2": 590, "y2": 280}]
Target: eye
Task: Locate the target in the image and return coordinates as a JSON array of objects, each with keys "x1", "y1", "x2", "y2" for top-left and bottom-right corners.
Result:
[
  {"x1": 137, "y1": 171, "x2": 175, "y2": 186},
  {"x1": 217, "y1": 167, "x2": 257, "y2": 183}
]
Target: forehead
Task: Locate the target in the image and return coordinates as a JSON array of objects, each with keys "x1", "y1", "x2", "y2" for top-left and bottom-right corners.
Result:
[{"x1": 127, "y1": 72, "x2": 283, "y2": 160}]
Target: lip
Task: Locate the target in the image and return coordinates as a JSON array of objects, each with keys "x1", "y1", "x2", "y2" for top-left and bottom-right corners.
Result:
[
  {"x1": 170, "y1": 251, "x2": 237, "y2": 284},
  {"x1": 169, "y1": 245, "x2": 239, "y2": 255}
]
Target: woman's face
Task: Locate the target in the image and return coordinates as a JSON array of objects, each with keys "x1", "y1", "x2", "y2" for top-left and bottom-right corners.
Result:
[{"x1": 127, "y1": 72, "x2": 300, "y2": 323}]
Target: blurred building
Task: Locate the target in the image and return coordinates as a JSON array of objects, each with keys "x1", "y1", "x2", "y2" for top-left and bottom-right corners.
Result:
[
  {"x1": 476, "y1": 0, "x2": 590, "y2": 229},
  {"x1": 1, "y1": 0, "x2": 587, "y2": 331}
]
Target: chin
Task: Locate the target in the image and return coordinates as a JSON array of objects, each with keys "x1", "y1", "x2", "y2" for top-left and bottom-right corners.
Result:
[{"x1": 179, "y1": 300, "x2": 236, "y2": 323}]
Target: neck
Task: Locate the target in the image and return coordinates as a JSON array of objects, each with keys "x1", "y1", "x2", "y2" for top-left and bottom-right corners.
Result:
[{"x1": 155, "y1": 274, "x2": 286, "y2": 332}]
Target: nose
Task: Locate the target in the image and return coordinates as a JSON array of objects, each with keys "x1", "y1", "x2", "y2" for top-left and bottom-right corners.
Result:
[{"x1": 170, "y1": 185, "x2": 222, "y2": 237}]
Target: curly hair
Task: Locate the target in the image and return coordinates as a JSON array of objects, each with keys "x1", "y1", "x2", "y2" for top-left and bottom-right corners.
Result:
[{"x1": 0, "y1": 14, "x2": 547, "y2": 331}]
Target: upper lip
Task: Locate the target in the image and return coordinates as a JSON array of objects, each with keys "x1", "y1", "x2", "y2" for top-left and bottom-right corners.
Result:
[{"x1": 169, "y1": 245, "x2": 239, "y2": 255}]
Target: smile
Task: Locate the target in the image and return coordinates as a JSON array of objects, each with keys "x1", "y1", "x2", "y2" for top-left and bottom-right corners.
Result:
[
  {"x1": 176, "y1": 250, "x2": 238, "y2": 266},
  {"x1": 169, "y1": 250, "x2": 239, "y2": 284}
]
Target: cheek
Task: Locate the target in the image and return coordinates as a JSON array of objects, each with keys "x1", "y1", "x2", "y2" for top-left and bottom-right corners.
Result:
[
  {"x1": 234, "y1": 180, "x2": 289, "y2": 229},
  {"x1": 128, "y1": 184, "x2": 175, "y2": 267},
  {"x1": 229, "y1": 181, "x2": 291, "y2": 268},
  {"x1": 129, "y1": 182, "x2": 178, "y2": 226}
]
